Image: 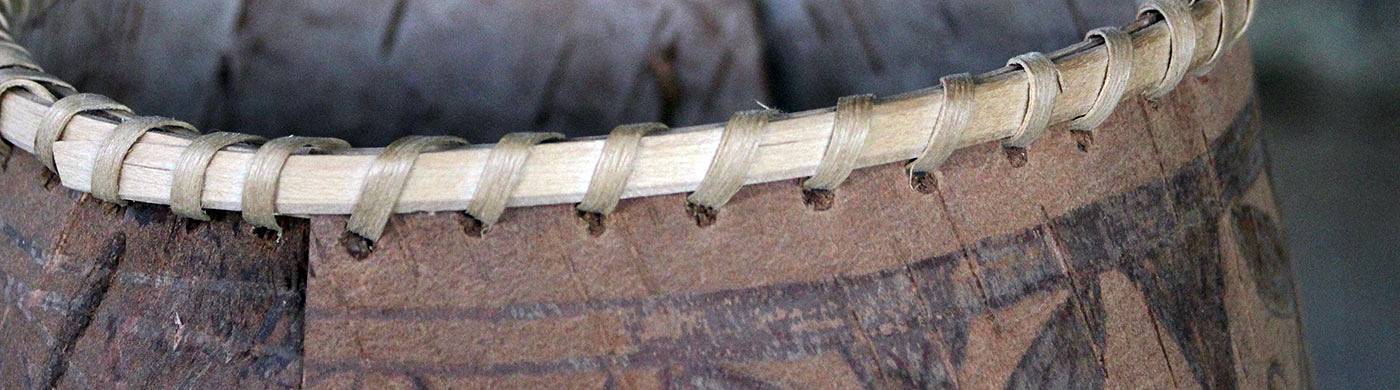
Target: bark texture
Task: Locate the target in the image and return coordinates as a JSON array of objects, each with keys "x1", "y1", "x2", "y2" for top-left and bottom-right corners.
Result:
[
  {"x1": 0, "y1": 151, "x2": 307, "y2": 388},
  {"x1": 299, "y1": 47, "x2": 1310, "y2": 388}
]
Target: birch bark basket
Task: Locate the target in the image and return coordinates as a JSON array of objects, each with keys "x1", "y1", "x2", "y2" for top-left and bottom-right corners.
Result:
[{"x1": 0, "y1": 0, "x2": 1307, "y2": 388}]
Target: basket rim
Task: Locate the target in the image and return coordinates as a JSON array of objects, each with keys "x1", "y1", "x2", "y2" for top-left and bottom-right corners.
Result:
[{"x1": 0, "y1": 0, "x2": 1251, "y2": 232}]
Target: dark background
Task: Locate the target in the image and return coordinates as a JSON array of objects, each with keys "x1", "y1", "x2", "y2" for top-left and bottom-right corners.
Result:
[{"x1": 1251, "y1": 0, "x2": 1400, "y2": 388}]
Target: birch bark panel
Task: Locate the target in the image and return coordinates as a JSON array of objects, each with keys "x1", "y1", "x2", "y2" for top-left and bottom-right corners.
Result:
[
  {"x1": 299, "y1": 47, "x2": 1309, "y2": 388},
  {"x1": 0, "y1": 151, "x2": 307, "y2": 388}
]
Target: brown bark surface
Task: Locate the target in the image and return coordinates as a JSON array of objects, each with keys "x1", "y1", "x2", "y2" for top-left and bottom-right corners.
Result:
[
  {"x1": 300, "y1": 47, "x2": 1310, "y2": 388},
  {"x1": 0, "y1": 152, "x2": 307, "y2": 387}
]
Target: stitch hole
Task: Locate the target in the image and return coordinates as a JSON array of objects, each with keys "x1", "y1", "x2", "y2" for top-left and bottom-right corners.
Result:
[
  {"x1": 576, "y1": 210, "x2": 607, "y2": 237},
  {"x1": 100, "y1": 201, "x2": 123, "y2": 215},
  {"x1": 183, "y1": 218, "x2": 205, "y2": 233},
  {"x1": 40, "y1": 169, "x2": 59, "y2": 190},
  {"x1": 252, "y1": 226, "x2": 280, "y2": 241},
  {"x1": 339, "y1": 231, "x2": 374, "y2": 260},
  {"x1": 206, "y1": 209, "x2": 232, "y2": 223},
  {"x1": 1003, "y1": 146, "x2": 1029, "y2": 168},
  {"x1": 1071, "y1": 130, "x2": 1095, "y2": 152},
  {"x1": 460, "y1": 213, "x2": 486, "y2": 238},
  {"x1": 801, "y1": 188, "x2": 835, "y2": 211},
  {"x1": 909, "y1": 171, "x2": 939, "y2": 195},
  {"x1": 685, "y1": 201, "x2": 719, "y2": 228}
]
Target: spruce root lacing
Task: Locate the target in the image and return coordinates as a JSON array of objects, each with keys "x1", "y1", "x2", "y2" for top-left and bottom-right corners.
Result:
[{"x1": 0, "y1": 0, "x2": 1252, "y2": 245}]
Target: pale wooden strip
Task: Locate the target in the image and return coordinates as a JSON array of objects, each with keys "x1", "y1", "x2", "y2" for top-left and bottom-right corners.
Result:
[{"x1": 20, "y1": 3, "x2": 1235, "y2": 216}]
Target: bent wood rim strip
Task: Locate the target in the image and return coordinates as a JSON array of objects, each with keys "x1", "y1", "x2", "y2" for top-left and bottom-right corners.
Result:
[{"x1": 0, "y1": 0, "x2": 1241, "y2": 216}]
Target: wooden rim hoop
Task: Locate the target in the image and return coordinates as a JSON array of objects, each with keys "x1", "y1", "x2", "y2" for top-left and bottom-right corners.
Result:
[{"x1": 0, "y1": 0, "x2": 1251, "y2": 240}]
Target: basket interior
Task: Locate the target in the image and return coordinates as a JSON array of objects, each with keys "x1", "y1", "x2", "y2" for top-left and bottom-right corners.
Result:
[{"x1": 16, "y1": 0, "x2": 1136, "y2": 146}]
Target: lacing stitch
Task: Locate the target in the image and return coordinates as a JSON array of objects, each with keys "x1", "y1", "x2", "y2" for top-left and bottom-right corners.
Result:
[
  {"x1": 577, "y1": 123, "x2": 666, "y2": 215},
  {"x1": 1138, "y1": 0, "x2": 1198, "y2": 100},
  {"x1": 346, "y1": 135, "x2": 465, "y2": 241},
  {"x1": 171, "y1": 132, "x2": 266, "y2": 220},
  {"x1": 1069, "y1": 27, "x2": 1134, "y2": 133},
  {"x1": 34, "y1": 93, "x2": 132, "y2": 171},
  {"x1": 90, "y1": 116, "x2": 198, "y2": 204},
  {"x1": 243, "y1": 136, "x2": 351, "y2": 232},
  {"x1": 1002, "y1": 52, "x2": 1062, "y2": 149},
  {"x1": 908, "y1": 73, "x2": 976, "y2": 176},
  {"x1": 687, "y1": 110, "x2": 776, "y2": 212},
  {"x1": 466, "y1": 132, "x2": 564, "y2": 228},
  {"x1": 803, "y1": 94, "x2": 875, "y2": 191}
]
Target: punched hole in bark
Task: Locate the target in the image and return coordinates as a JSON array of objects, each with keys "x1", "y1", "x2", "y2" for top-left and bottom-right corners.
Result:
[
  {"x1": 801, "y1": 188, "x2": 836, "y2": 211},
  {"x1": 1003, "y1": 146, "x2": 1029, "y2": 167},
  {"x1": 685, "y1": 201, "x2": 719, "y2": 228},
  {"x1": 252, "y1": 226, "x2": 280, "y2": 241},
  {"x1": 576, "y1": 210, "x2": 607, "y2": 237},
  {"x1": 1071, "y1": 130, "x2": 1095, "y2": 151},
  {"x1": 99, "y1": 201, "x2": 123, "y2": 215},
  {"x1": 40, "y1": 169, "x2": 59, "y2": 190},
  {"x1": 460, "y1": 213, "x2": 486, "y2": 238},
  {"x1": 909, "y1": 171, "x2": 940, "y2": 194},
  {"x1": 182, "y1": 218, "x2": 205, "y2": 233},
  {"x1": 339, "y1": 231, "x2": 374, "y2": 260}
]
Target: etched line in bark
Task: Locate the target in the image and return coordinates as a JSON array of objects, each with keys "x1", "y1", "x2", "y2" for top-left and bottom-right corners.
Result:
[
  {"x1": 834, "y1": 275, "x2": 894, "y2": 387},
  {"x1": 305, "y1": 104, "x2": 1263, "y2": 323},
  {"x1": 613, "y1": 216, "x2": 661, "y2": 295},
  {"x1": 48, "y1": 195, "x2": 99, "y2": 267},
  {"x1": 892, "y1": 240, "x2": 965, "y2": 389},
  {"x1": 40, "y1": 232, "x2": 127, "y2": 388},
  {"x1": 0, "y1": 269, "x2": 61, "y2": 346},
  {"x1": 1131, "y1": 96, "x2": 1190, "y2": 387},
  {"x1": 0, "y1": 218, "x2": 49, "y2": 266},
  {"x1": 1037, "y1": 204, "x2": 1109, "y2": 380},
  {"x1": 928, "y1": 175, "x2": 992, "y2": 308},
  {"x1": 555, "y1": 252, "x2": 629, "y2": 382},
  {"x1": 301, "y1": 105, "x2": 1267, "y2": 380},
  {"x1": 1141, "y1": 291, "x2": 1182, "y2": 388},
  {"x1": 1135, "y1": 98, "x2": 1173, "y2": 178}
]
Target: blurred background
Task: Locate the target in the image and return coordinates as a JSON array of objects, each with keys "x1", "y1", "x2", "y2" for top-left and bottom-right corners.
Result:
[{"x1": 1251, "y1": 0, "x2": 1400, "y2": 387}]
